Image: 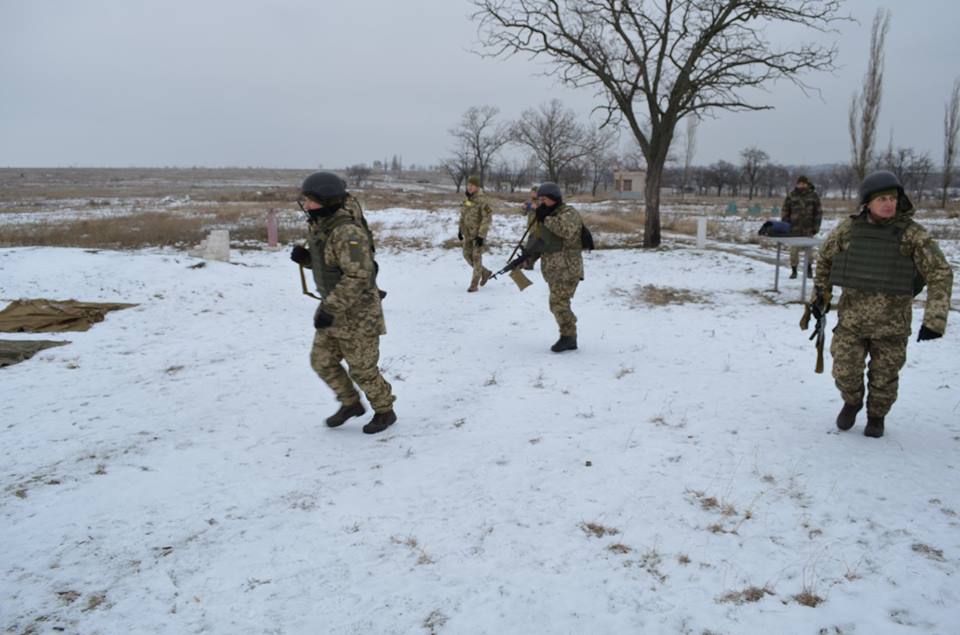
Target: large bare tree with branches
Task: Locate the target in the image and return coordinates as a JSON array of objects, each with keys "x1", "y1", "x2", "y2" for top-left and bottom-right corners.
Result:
[
  {"x1": 471, "y1": 0, "x2": 845, "y2": 247},
  {"x1": 512, "y1": 98, "x2": 591, "y2": 182},
  {"x1": 849, "y1": 8, "x2": 890, "y2": 183},
  {"x1": 449, "y1": 105, "x2": 511, "y2": 187},
  {"x1": 942, "y1": 78, "x2": 960, "y2": 208},
  {"x1": 740, "y1": 146, "x2": 769, "y2": 200}
]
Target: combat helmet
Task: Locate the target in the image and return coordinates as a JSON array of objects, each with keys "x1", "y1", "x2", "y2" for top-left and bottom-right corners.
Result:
[
  {"x1": 859, "y1": 170, "x2": 908, "y2": 207},
  {"x1": 301, "y1": 171, "x2": 347, "y2": 204}
]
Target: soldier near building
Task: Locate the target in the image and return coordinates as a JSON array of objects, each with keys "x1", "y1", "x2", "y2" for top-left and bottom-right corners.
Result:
[
  {"x1": 521, "y1": 182, "x2": 585, "y2": 352},
  {"x1": 458, "y1": 176, "x2": 494, "y2": 292},
  {"x1": 812, "y1": 170, "x2": 953, "y2": 438},
  {"x1": 781, "y1": 175, "x2": 823, "y2": 278},
  {"x1": 290, "y1": 171, "x2": 397, "y2": 435}
]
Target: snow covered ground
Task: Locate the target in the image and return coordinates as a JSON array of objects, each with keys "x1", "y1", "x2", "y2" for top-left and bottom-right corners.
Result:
[{"x1": 1, "y1": 217, "x2": 959, "y2": 633}]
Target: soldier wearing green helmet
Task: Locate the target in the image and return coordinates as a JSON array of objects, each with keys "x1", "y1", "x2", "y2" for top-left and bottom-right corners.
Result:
[
  {"x1": 458, "y1": 175, "x2": 494, "y2": 292},
  {"x1": 811, "y1": 170, "x2": 953, "y2": 438}
]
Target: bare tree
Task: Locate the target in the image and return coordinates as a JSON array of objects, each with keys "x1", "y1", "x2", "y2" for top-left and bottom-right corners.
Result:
[
  {"x1": 442, "y1": 142, "x2": 475, "y2": 193},
  {"x1": 943, "y1": 78, "x2": 960, "y2": 208},
  {"x1": 830, "y1": 163, "x2": 856, "y2": 200},
  {"x1": 849, "y1": 8, "x2": 890, "y2": 183},
  {"x1": 740, "y1": 146, "x2": 770, "y2": 200},
  {"x1": 472, "y1": 0, "x2": 844, "y2": 247},
  {"x1": 449, "y1": 105, "x2": 511, "y2": 187},
  {"x1": 583, "y1": 126, "x2": 619, "y2": 196},
  {"x1": 512, "y1": 98, "x2": 591, "y2": 182},
  {"x1": 345, "y1": 164, "x2": 371, "y2": 187},
  {"x1": 706, "y1": 160, "x2": 740, "y2": 197},
  {"x1": 680, "y1": 117, "x2": 698, "y2": 200},
  {"x1": 760, "y1": 163, "x2": 791, "y2": 198}
]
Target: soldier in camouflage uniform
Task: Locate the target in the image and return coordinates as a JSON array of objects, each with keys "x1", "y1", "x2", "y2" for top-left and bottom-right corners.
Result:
[
  {"x1": 290, "y1": 171, "x2": 396, "y2": 435},
  {"x1": 781, "y1": 175, "x2": 823, "y2": 278},
  {"x1": 458, "y1": 175, "x2": 494, "y2": 292},
  {"x1": 812, "y1": 170, "x2": 953, "y2": 438},
  {"x1": 522, "y1": 182, "x2": 585, "y2": 352}
]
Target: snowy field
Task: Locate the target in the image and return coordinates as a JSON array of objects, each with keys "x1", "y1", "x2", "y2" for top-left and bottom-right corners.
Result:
[{"x1": 1, "y1": 217, "x2": 959, "y2": 634}]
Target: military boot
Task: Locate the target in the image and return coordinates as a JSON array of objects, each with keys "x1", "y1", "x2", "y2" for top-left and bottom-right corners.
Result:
[
  {"x1": 836, "y1": 401, "x2": 862, "y2": 431},
  {"x1": 479, "y1": 268, "x2": 492, "y2": 287},
  {"x1": 326, "y1": 402, "x2": 365, "y2": 428},
  {"x1": 789, "y1": 266, "x2": 798, "y2": 279},
  {"x1": 550, "y1": 335, "x2": 578, "y2": 352},
  {"x1": 363, "y1": 409, "x2": 396, "y2": 434},
  {"x1": 864, "y1": 415, "x2": 884, "y2": 438}
]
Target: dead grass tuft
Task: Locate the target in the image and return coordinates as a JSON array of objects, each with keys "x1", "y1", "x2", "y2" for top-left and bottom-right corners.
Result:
[
  {"x1": 718, "y1": 585, "x2": 773, "y2": 604},
  {"x1": 612, "y1": 284, "x2": 711, "y2": 308},
  {"x1": 911, "y1": 543, "x2": 945, "y2": 562},
  {"x1": 607, "y1": 543, "x2": 632, "y2": 554},
  {"x1": 581, "y1": 522, "x2": 620, "y2": 538},
  {"x1": 793, "y1": 590, "x2": 824, "y2": 608}
]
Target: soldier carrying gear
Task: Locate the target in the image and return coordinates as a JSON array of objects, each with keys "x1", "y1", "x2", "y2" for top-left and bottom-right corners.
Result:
[
  {"x1": 781, "y1": 175, "x2": 823, "y2": 278},
  {"x1": 290, "y1": 171, "x2": 397, "y2": 435},
  {"x1": 812, "y1": 170, "x2": 953, "y2": 438},
  {"x1": 458, "y1": 175, "x2": 494, "y2": 292},
  {"x1": 521, "y1": 181, "x2": 585, "y2": 353}
]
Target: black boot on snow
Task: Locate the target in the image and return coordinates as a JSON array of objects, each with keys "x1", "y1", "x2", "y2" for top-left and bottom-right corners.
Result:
[
  {"x1": 363, "y1": 409, "x2": 396, "y2": 434},
  {"x1": 326, "y1": 402, "x2": 365, "y2": 428},
  {"x1": 864, "y1": 415, "x2": 885, "y2": 438},
  {"x1": 836, "y1": 401, "x2": 862, "y2": 431},
  {"x1": 550, "y1": 335, "x2": 578, "y2": 353},
  {"x1": 789, "y1": 267, "x2": 798, "y2": 279}
]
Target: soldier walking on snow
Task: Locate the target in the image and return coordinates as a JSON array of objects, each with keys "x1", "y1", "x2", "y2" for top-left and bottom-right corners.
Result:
[
  {"x1": 521, "y1": 182, "x2": 585, "y2": 353},
  {"x1": 458, "y1": 175, "x2": 494, "y2": 292},
  {"x1": 289, "y1": 171, "x2": 397, "y2": 435},
  {"x1": 781, "y1": 175, "x2": 823, "y2": 278},
  {"x1": 812, "y1": 170, "x2": 953, "y2": 438}
]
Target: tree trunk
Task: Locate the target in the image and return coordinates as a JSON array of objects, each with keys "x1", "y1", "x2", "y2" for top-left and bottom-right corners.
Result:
[{"x1": 643, "y1": 166, "x2": 663, "y2": 248}]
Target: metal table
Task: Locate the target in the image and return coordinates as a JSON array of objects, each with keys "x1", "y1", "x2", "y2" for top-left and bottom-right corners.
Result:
[{"x1": 761, "y1": 236, "x2": 823, "y2": 302}]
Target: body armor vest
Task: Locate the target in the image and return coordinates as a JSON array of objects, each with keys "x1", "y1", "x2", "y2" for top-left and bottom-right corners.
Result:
[
  {"x1": 829, "y1": 219, "x2": 919, "y2": 296},
  {"x1": 307, "y1": 213, "x2": 358, "y2": 298}
]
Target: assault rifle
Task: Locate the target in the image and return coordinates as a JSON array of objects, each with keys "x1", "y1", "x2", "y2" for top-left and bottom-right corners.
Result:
[
  {"x1": 491, "y1": 217, "x2": 537, "y2": 291},
  {"x1": 799, "y1": 288, "x2": 831, "y2": 374}
]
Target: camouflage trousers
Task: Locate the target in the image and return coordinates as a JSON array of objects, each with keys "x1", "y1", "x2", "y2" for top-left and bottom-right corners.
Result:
[
  {"x1": 548, "y1": 278, "x2": 579, "y2": 337},
  {"x1": 310, "y1": 329, "x2": 396, "y2": 413},
  {"x1": 462, "y1": 240, "x2": 491, "y2": 285},
  {"x1": 830, "y1": 326, "x2": 908, "y2": 417},
  {"x1": 789, "y1": 245, "x2": 816, "y2": 269}
]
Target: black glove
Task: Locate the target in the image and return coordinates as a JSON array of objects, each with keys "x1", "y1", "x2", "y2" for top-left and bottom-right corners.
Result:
[
  {"x1": 313, "y1": 307, "x2": 334, "y2": 329},
  {"x1": 474, "y1": 237, "x2": 484, "y2": 247},
  {"x1": 535, "y1": 203, "x2": 553, "y2": 222},
  {"x1": 458, "y1": 230, "x2": 463, "y2": 241},
  {"x1": 917, "y1": 325, "x2": 942, "y2": 342},
  {"x1": 290, "y1": 245, "x2": 311, "y2": 266}
]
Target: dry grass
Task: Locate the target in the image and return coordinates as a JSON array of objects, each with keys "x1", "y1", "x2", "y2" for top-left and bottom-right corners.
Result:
[
  {"x1": 793, "y1": 590, "x2": 824, "y2": 608},
  {"x1": 718, "y1": 585, "x2": 773, "y2": 605},
  {"x1": 612, "y1": 284, "x2": 711, "y2": 308},
  {"x1": 581, "y1": 522, "x2": 620, "y2": 538}
]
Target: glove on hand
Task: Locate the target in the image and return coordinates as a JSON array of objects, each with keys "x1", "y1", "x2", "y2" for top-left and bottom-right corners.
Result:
[
  {"x1": 917, "y1": 325, "x2": 942, "y2": 342},
  {"x1": 313, "y1": 307, "x2": 334, "y2": 329},
  {"x1": 474, "y1": 237, "x2": 484, "y2": 247},
  {"x1": 290, "y1": 245, "x2": 311, "y2": 265},
  {"x1": 535, "y1": 203, "x2": 554, "y2": 222},
  {"x1": 810, "y1": 287, "x2": 830, "y2": 320}
]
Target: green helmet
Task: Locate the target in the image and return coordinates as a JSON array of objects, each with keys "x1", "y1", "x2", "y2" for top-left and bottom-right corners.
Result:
[
  {"x1": 301, "y1": 171, "x2": 347, "y2": 204},
  {"x1": 858, "y1": 170, "x2": 904, "y2": 206}
]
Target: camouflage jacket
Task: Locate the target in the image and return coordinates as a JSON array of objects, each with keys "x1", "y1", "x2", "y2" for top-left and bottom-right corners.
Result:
[
  {"x1": 815, "y1": 206, "x2": 953, "y2": 338},
  {"x1": 304, "y1": 208, "x2": 386, "y2": 337},
  {"x1": 530, "y1": 203, "x2": 584, "y2": 283},
  {"x1": 459, "y1": 191, "x2": 493, "y2": 239},
  {"x1": 781, "y1": 187, "x2": 822, "y2": 236}
]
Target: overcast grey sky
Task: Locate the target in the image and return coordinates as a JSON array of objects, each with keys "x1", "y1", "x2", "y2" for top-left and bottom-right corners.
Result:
[{"x1": 1, "y1": 0, "x2": 958, "y2": 169}]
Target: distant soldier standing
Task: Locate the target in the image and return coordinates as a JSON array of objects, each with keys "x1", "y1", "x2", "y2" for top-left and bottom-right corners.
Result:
[
  {"x1": 458, "y1": 175, "x2": 493, "y2": 292},
  {"x1": 812, "y1": 170, "x2": 953, "y2": 438},
  {"x1": 781, "y1": 175, "x2": 823, "y2": 278},
  {"x1": 522, "y1": 182, "x2": 584, "y2": 352},
  {"x1": 290, "y1": 171, "x2": 397, "y2": 434}
]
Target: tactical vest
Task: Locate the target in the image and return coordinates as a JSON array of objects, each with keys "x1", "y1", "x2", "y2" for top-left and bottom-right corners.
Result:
[
  {"x1": 537, "y1": 204, "x2": 574, "y2": 253},
  {"x1": 829, "y1": 219, "x2": 919, "y2": 296},
  {"x1": 307, "y1": 214, "x2": 359, "y2": 298}
]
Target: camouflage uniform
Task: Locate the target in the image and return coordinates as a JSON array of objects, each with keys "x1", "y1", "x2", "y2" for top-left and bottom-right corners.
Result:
[
  {"x1": 781, "y1": 185, "x2": 823, "y2": 268},
  {"x1": 815, "y1": 204, "x2": 952, "y2": 419},
  {"x1": 527, "y1": 204, "x2": 585, "y2": 337},
  {"x1": 459, "y1": 190, "x2": 493, "y2": 286},
  {"x1": 303, "y1": 208, "x2": 395, "y2": 413}
]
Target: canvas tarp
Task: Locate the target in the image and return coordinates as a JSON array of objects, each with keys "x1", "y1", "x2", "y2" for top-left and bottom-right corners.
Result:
[
  {"x1": 0, "y1": 339, "x2": 70, "y2": 368},
  {"x1": 0, "y1": 299, "x2": 137, "y2": 333}
]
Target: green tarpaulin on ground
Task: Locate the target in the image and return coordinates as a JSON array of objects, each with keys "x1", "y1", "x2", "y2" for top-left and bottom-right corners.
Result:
[
  {"x1": 0, "y1": 339, "x2": 70, "y2": 368},
  {"x1": 0, "y1": 299, "x2": 137, "y2": 333}
]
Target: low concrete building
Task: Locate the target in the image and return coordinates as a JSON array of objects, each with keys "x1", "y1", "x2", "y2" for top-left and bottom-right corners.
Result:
[{"x1": 613, "y1": 169, "x2": 646, "y2": 200}]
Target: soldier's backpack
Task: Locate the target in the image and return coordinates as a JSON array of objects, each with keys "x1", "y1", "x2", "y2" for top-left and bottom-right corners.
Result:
[{"x1": 580, "y1": 223, "x2": 595, "y2": 250}]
